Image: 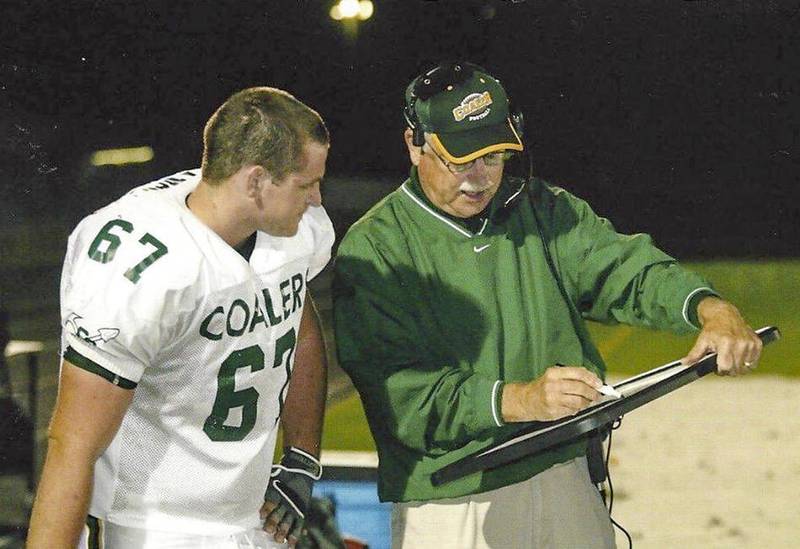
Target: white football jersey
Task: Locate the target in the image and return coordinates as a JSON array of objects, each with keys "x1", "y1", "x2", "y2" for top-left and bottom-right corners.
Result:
[{"x1": 60, "y1": 169, "x2": 334, "y2": 535}]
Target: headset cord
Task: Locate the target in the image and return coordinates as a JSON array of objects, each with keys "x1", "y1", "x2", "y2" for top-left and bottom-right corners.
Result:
[{"x1": 606, "y1": 418, "x2": 633, "y2": 548}]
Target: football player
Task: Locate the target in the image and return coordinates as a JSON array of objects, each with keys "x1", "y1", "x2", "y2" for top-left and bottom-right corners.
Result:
[{"x1": 27, "y1": 87, "x2": 334, "y2": 548}]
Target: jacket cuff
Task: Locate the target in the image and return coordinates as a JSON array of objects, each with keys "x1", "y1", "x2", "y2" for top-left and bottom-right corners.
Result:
[
  {"x1": 491, "y1": 380, "x2": 505, "y2": 427},
  {"x1": 471, "y1": 377, "x2": 506, "y2": 432},
  {"x1": 682, "y1": 287, "x2": 720, "y2": 330}
]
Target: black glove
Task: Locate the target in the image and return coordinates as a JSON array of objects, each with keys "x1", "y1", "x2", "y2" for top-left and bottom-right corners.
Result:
[{"x1": 263, "y1": 446, "x2": 323, "y2": 544}]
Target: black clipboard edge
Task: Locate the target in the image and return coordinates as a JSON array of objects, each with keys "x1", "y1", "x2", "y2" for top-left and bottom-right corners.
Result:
[{"x1": 431, "y1": 326, "x2": 780, "y2": 486}]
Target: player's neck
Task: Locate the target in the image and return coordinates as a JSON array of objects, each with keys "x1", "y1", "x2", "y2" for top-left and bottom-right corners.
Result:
[{"x1": 187, "y1": 179, "x2": 256, "y2": 249}]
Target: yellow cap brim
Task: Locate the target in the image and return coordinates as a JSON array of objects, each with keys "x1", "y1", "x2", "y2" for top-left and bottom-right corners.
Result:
[{"x1": 429, "y1": 119, "x2": 524, "y2": 164}]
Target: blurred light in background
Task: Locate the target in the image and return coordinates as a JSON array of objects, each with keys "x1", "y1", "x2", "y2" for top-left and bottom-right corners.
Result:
[
  {"x1": 90, "y1": 146, "x2": 154, "y2": 166},
  {"x1": 330, "y1": 0, "x2": 373, "y2": 21}
]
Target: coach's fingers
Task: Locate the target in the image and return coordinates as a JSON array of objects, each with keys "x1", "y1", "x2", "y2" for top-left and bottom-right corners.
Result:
[
  {"x1": 681, "y1": 335, "x2": 712, "y2": 366},
  {"x1": 560, "y1": 393, "x2": 596, "y2": 414},
  {"x1": 561, "y1": 379, "x2": 602, "y2": 400},
  {"x1": 503, "y1": 366, "x2": 603, "y2": 423},
  {"x1": 715, "y1": 342, "x2": 737, "y2": 375},
  {"x1": 735, "y1": 333, "x2": 763, "y2": 374},
  {"x1": 550, "y1": 365, "x2": 603, "y2": 388},
  {"x1": 721, "y1": 338, "x2": 759, "y2": 376},
  {"x1": 538, "y1": 373, "x2": 596, "y2": 405},
  {"x1": 744, "y1": 337, "x2": 763, "y2": 370},
  {"x1": 549, "y1": 367, "x2": 603, "y2": 406},
  {"x1": 690, "y1": 297, "x2": 762, "y2": 375}
]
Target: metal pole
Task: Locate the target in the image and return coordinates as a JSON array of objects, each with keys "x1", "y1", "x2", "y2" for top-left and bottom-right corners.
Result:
[{"x1": 27, "y1": 352, "x2": 38, "y2": 492}]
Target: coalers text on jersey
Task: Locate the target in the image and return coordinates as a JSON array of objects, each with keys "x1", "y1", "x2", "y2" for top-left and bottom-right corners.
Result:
[{"x1": 199, "y1": 272, "x2": 304, "y2": 341}]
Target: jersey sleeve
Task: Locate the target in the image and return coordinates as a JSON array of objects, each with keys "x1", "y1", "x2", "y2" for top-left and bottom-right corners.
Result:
[
  {"x1": 304, "y1": 204, "x2": 335, "y2": 280},
  {"x1": 60, "y1": 210, "x2": 191, "y2": 387},
  {"x1": 538, "y1": 182, "x2": 718, "y2": 333},
  {"x1": 333, "y1": 227, "x2": 501, "y2": 457}
]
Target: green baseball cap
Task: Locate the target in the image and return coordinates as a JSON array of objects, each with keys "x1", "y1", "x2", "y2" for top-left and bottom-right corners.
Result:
[{"x1": 407, "y1": 64, "x2": 524, "y2": 163}]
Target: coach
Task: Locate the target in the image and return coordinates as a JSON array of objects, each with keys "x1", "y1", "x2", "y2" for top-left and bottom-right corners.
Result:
[{"x1": 332, "y1": 62, "x2": 761, "y2": 548}]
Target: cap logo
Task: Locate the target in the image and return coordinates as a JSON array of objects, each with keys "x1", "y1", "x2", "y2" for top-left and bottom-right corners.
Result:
[{"x1": 452, "y1": 91, "x2": 493, "y2": 122}]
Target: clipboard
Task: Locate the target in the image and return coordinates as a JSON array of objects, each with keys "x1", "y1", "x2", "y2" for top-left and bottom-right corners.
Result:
[{"x1": 431, "y1": 326, "x2": 781, "y2": 486}]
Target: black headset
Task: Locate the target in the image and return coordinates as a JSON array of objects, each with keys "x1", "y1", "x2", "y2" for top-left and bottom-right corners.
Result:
[{"x1": 403, "y1": 61, "x2": 525, "y2": 148}]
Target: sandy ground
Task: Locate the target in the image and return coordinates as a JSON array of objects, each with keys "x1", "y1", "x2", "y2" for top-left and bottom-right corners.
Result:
[{"x1": 606, "y1": 375, "x2": 800, "y2": 548}]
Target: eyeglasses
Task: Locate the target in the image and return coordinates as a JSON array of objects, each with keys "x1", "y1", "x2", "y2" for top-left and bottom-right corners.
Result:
[{"x1": 423, "y1": 143, "x2": 513, "y2": 175}]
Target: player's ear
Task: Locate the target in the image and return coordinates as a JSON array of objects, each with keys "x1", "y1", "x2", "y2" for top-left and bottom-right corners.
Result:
[
  {"x1": 245, "y1": 166, "x2": 270, "y2": 199},
  {"x1": 405, "y1": 128, "x2": 422, "y2": 166}
]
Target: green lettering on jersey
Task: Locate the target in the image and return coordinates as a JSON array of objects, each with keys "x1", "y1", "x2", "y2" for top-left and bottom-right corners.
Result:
[
  {"x1": 249, "y1": 296, "x2": 269, "y2": 332},
  {"x1": 226, "y1": 299, "x2": 250, "y2": 337},
  {"x1": 280, "y1": 279, "x2": 292, "y2": 320},
  {"x1": 290, "y1": 273, "x2": 304, "y2": 315},
  {"x1": 199, "y1": 306, "x2": 224, "y2": 341},
  {"x1": 262, "y1": 289, "x2": 283, "y2": 326}
]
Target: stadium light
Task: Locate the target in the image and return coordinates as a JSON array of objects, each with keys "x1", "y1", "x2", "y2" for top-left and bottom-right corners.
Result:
[
  {"x1": 358, "y1": 1, "x2": 373, "y2": 19},
  {"x1": 90, "y1": 146, "x2": 154, "y2": 166},
  {"x1": 330, "y1": 0, "x2": 373, "y2": 21}
]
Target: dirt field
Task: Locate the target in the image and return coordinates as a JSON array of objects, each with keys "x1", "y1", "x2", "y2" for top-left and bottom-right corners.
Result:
[{"x1": 607, "y1": 375, "x2": 800, "y2": 548}]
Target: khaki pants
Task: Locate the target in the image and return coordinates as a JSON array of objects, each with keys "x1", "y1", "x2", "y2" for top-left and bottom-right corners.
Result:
[{"x1": 392, "y1": 457, "x2": 615, "y2": 549}]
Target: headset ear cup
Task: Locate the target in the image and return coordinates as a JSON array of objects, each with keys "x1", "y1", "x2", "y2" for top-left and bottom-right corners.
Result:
[{"x1": 404, "y1": 98, "x2": 426, "y2": 147}]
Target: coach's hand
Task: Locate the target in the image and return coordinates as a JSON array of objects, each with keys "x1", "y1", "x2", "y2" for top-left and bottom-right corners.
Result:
[
  {"x1": 502, "y1": 366, "x2": 603, "y2": 422},
  {"x1": 261, "y1": 446, "x2": 323, "y2": 547},
  {"x1": 682, "y1": 296, "x2": 762, "y2": 376}
]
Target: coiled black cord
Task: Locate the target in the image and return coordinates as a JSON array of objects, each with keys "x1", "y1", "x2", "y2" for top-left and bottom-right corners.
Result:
[{"x1": 606, "y1": 418, "x2": 633, "y2": 548}]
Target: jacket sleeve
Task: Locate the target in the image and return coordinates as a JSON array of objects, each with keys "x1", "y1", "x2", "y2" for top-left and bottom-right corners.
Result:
[
  {"x1": 333, "y1": 230, "x2": 503, "y2": 457},
  {"x1": 541, "y1": 184, "x2": 717, "y2": 333}
]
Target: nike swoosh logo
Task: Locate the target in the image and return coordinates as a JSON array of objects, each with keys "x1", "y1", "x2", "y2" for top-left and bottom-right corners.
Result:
[{"x1": 473, "y1": 244, "x2": 491, "y2": 253}]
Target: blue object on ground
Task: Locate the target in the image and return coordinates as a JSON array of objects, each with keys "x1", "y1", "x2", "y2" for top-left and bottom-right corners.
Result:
[{"x1": 314, "y1": 480, "x2": 390, "y2": 549}]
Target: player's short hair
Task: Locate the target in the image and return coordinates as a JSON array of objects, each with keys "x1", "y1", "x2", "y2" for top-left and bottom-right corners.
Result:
[{"x1": 201, "y1": 87, "x2": 329, "y2": 184}]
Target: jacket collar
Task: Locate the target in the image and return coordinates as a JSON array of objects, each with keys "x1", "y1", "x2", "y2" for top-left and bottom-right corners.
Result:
[{"x1": 401, "y1": 166, "x2": 527, "y2": 237}]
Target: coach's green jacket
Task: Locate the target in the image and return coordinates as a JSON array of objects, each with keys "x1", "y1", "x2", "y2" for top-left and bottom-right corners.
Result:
[{"x1": 333, "y1": 169, "x2": 715, "y2": 502}]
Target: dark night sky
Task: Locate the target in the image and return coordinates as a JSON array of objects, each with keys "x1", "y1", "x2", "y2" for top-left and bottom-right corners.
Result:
[{"x1": 2, "y1": 0, "x2": 799, "y2": 257}]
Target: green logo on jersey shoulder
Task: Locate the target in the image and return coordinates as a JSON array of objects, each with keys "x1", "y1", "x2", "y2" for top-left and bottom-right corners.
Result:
[{"x1": 65, "y1": 313, "x2": 120, "y2": 346}]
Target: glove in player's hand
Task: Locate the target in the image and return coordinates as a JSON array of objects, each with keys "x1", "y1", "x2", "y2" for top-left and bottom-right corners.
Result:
[{"x1": 261, "y1": 447, "x2": 322, "y2": 547}]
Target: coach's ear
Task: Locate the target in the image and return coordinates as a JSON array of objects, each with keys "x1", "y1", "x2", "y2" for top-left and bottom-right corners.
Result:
[{"x1": 404, "y1": 128, "x2": 422, "y2": 167}]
